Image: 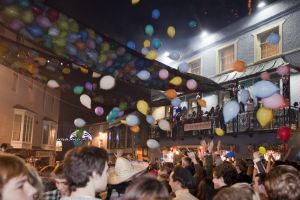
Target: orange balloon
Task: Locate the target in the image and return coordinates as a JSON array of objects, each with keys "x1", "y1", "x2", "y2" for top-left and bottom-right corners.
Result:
[
  {"x1": 166, "y1": 89, "x2": 177, "y2": 99},
  {"x1": 80, "y1": 67, "x2": 89, "y2": 74},
  {"x1": 130, "y1": 125, "x2": 140, "y2": 133},
  {"x1": 197, "y1": 99, "x2": 206, "y2": 107},
  {"x1": 233, "y1": 60, "x2": 246, "y2": 72}
]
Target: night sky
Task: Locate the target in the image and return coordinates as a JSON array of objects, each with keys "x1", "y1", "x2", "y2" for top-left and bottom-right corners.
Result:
[{"x1": 45, "y1": 0, "x2": 279, "y2": 57}]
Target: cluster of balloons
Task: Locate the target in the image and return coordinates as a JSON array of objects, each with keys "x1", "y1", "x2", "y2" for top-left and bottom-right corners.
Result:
[{"x1": 106, "y1": 107, "x2": 124, "y2": 123}]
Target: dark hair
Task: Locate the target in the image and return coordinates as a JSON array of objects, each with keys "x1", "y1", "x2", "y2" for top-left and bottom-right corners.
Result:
[
  {"x1": 235, "y1": 158, "x2": 247, "y2": 173},
  {"x1": 124, "y1": 176, "x2": 170, "y2": 200},
  {"x1": 197, "y1": 177, "x2": 215, "y2": 200},
  {"x1": 213, "y1": 183, "x2": 259, "y2": 200},
  {"x1": 171, "y1": 166, "x2": 196, "y2": 189},
  {"x1": 265, "y1": 165, "x2": 300, "y2": 200},
  {"x1": 182, "y1": 157, "x2": 192, "y2": 166},
  {"x1": 63, "y1": 146, "x2": 108, "y2": 191},
  {"x1": 255, "y1": 173, "x2": 266, "y2": 185},
  {"x1": 213, "y1": 161, "x2": 238, "y2": 186}
]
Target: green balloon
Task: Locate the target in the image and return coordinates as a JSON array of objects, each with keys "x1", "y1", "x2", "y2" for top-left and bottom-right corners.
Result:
[
  {"x1": 73, "y1": 86, "x2": 84, "y2": 95},
  {"x1": 119, "y1": 102, "x2": 128, "y2": 111},
  {"x1": 69, "y1": 20, "x2": 79, "y2": 32},
  {"x1": 57, "y1": 19, "x2": 69, "y2": 31},
  {"x1": 22, "y1": 10, "x2": 34, "y2": 24}
]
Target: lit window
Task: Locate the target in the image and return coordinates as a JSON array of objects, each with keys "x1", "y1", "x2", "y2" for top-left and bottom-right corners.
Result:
[
  {"x1": 218, "y1": 44, "x2": 235, "y2": 72},
  {"x1": 189, "y1": 58, "x2": 201, "y2": 75},
  {"x1": 42, "y1": 120, "x2": 57, "y2": 149}
]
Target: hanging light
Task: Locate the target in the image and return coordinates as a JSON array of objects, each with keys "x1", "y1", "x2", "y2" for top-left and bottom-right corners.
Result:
[{"x1": 258, "y1": 0, "x2": 266, "y2": 8}]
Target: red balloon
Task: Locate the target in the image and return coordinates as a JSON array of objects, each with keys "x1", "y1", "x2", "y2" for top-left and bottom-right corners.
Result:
[
  {"x1": 277, "y1": 126, "x2": 291, "y2": 143},
  {"x1": 46, "y1": 9, "x2": 59, "y2": 22},
  {"x1": 31, "y1": 5, "x2": 43, "y2": 15}
]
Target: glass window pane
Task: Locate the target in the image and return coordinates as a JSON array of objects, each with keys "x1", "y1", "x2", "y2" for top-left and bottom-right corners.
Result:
[{"x1": 12, "y1": 114, "x2": 22, "y2": 141}]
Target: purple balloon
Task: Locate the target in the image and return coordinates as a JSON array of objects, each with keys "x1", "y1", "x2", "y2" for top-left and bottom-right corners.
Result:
[
  {"x1": 9, "y1": 19, "x2": 24, "y2": 31},
  {"x1": 85, "y1": 82, "x2": 93, "y2": 91},
  {"x1": 36, "y1": 15, "x2": 52, "y2": 28},
  {"x1": 118, "y1": 110, "x2": 124, "y2": 117},
  {"x1": 95, "y1": 106, "x2": 104, "y2": 116},
  {"x1": 86, "y1": 39, "x2": 95, "y2": 49}
]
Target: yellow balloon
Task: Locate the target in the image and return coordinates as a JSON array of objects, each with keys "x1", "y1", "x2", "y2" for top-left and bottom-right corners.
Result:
[
  {"x1": 167, "y1": 26, "x2": 176, "y2": 38},
  {"x1": 215, "y1": 128, "x2": 224, "y2": 136},
  {"x1": 137, "y1": 100, "x2": 149, "y2": 115},
  {"x1": 169, "y1": 76, "x2": 182, "y2": 86},
  {"x1": 259, "y1": 146, "x2": 267, "y2": 154},
  {"x1": 256, "y1": 107, "x2": 273, "y2": 127},
  {"x1": 143, "y1": 40, "x2": 151, "y2": 48},
  {"x1": 36, "y1": 57, "x2": 47, "y2": 66},
  {"x1": 146, "y1": 50, "x2": 158, "y2": 60},
  {"x1": 131, "y1": 0, "x2": 140, "y2": 5},
  {"x1": 62, "y1": 68, "x2": 71, "y2": 75},
  {"x1": 101, "y1": 42, "x2": 110, "y2": 52},
  {"x1": 130, "y1": 125, "x2": 140, "y2": 133},
  {"x1": 98, "y1": 54, "x2": 107, "y2": 63}
]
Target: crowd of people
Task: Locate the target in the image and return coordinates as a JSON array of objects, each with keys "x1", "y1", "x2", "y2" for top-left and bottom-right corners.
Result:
[{"x1": 0, "y1": 142, "x2": 300, "y2": 200}]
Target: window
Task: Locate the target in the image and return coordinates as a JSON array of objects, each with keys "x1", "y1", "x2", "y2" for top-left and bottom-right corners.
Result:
[
  {"x1": 42, "y1": 121, "x2": 57, "y2": 147},
  {"x1": 188, "y1": 58, "x2": 201, "y2": 75},
  {"x1": 188, "y1": 99, "x2": 198, "y2": 115},
  {"x1": 218, "y1": 44, "x2": 235, "y2": 72}
]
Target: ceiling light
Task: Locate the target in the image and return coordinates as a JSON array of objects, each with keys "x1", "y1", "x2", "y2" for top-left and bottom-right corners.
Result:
[
  {"x1": 163, "y1": 51, "x2": 170, "y2": 57},
  {"x1": 201, "y1": 31, "x2": 208, "y2": 37},
  {"x1": 258, "y1": 1, "x2": 266, "y2": 8}
]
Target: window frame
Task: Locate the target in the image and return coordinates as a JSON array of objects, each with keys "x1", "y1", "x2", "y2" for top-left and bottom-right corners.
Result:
[
  {"x1": 42, "y1": 120, "x2": 57, "y2": 150},
  {"x1": 216, "y1": 40, "x2": 237, "y2": 74},
  {"x1": 187, "y1": 56, "x2": 203, "y2": 76}
]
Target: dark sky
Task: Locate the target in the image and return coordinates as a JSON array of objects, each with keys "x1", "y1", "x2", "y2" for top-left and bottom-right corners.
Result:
[{"x1": 45, "y1": 0, "x2": 279, "y2": 55}]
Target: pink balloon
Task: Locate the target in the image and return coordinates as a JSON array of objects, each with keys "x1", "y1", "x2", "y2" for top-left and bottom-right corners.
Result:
[
  {"x1": 118, "y1": 111, "x2": 124, "y2": 117},
  {"x1": 260, "y1": 72, "x2": 270, "y2": 80},
  {"x1": 262, "y1": 93, "x2": 284, "y2": 109},
  {"x1": 159, "y1": 69, "x2": 169, "y2": 80},
  {"x1": 36, "y1": 15, "x2": 52, "y2": 28},
  {"x1": 277, "y1": 65, "x2": 290, "y2": 76},
  {"x1": 95, "y1": 106, "x2": 104, "y2": 116},
  {"x1": 186, "y1": 79, "x2": 198, "y2": 91}
]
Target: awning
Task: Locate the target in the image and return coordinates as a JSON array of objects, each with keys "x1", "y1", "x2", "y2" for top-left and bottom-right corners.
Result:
[{"x1": 212, "y1": 57, "x2": 287, "y2": 84}]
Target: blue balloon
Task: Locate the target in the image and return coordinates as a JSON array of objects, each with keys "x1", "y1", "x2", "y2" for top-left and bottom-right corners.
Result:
[
  {"x1": 152, "y1": 9, "x2": 160, "y2": 19},
  {"x1": 126, "y1": 115, "x2": 140, "y2": 126},
  {"x1": 178, "y1": 62, "x2": 189, "y2": 73},
  {"x1": 168, "y1": 51, "x2": 181, "y2": 60},
  {"x1": 112, "y1": 107, "x2": 121, "y2": 113},
  {"x1": 137, "y1": 70, "x2": 151, "y2": 80},
  {"x1": 66, "y1": 44, "x2": 77, "y2": 56},
  {"x1": 188, "y1": 20, "x2": 197, "y2": 28},
  {"x1": 67, "y1": 32, "x2": 81, "y2": 43},
  {"x1": 111, "y1": 110, "x2": 119, "y2": 119},
  {"x1": 252, "y1": 80, "x2": 279, "y2": 98},
  {"x1": 152, "y1": 38, "x2": 161, "y2": 49},
  {"x1": 223, "y1": 100, "x2": 240, "y2": 123},
  {"x1": 225, "y1": 151, "x2": 235, "y2": 158},
  {"x1": 238, "y1": 89, "x2": 250, "y2": 104},
  {"x1": 95, "y1": 35, "x2": 103, "y2": 44},
  {"x1": 86, "y1": 50, "x2": 98, "y2": 62},
  {"x1": 266, "y1": 33, "x2": 280, "y2": 44},
  {"x1": 146, "y1": 115, "x2": 155, "y2": 124},
  {"x1": 171, "y1": 98, "x2": 181, "y2": 107},
  {"x1": 27, "y1": 24, "x2": 44, "y2": 38},
  {"x1": 127, "y1": 41, "x2": 136, "y2": 49},
  {"x1": 79, "y1": 29, "x2": 89, "y2": 41}
]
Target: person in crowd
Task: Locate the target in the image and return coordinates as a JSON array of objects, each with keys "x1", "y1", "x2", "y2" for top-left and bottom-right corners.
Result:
[
  {"x1": 212, "y1": 161, "x2": 238, "y2": 192},
  {"x1": 234, "y1": 158, "x2": 252, "y2": 184},
  {"x1": 169, "y1": 166, "x2": 197, "y2": 200},
  {"x1": 181, "y1": 156, "x2": 195, "y2": 176},
  {"x1": 187, "y1": 151, "x2": 207, "y2": 187},
  {"x1": 39, "y1": 165, "x2": 56, "y2": 193},
  {"x1": 61, "y1": 145, "x2": 108, "y2": 200},
  {"x1": 0, "y1": 153, "x2": 39, "y2": 200},
  {"x1": 39, "y1": 165, "x2": 55, "y2": 178},
  {"x1": 157, "y1": 164, "x2": 172, "y2": 182},
  {"x1": 196, "y1": 177, "x2": 215, "y2": 200},
  {"x1": 252, "y1": 173, "x2": 267, "y2": 200},
  {"x1": 213, "y1": 183, "x2": 260, "y2": 200},
  {"x1": 27, "y1": 164, "x2": 44, "y2": 200},
  {"x1": 264, "y1": 165, "x2": 300, "y2": 200},
  {"x1": 123, "y1": 176, "x2": 170, "y2": 200},
  {"x1": 43, "y1": 163, "x2": 70, "y2": 200}
]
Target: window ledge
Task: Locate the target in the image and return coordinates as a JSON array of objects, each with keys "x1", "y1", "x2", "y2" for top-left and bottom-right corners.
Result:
[{"x1": 11, "y1": 141, "x2": 32, "y2": 149}]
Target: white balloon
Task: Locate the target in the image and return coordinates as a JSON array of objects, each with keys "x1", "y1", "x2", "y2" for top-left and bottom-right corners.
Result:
[
  {"x1": 158, "y1": 119, "x2": 171, "y2": 131},
  {"x1": 141, "y1": 48, "x2": 149, "y2": 55},
  {"x1": 47, "y1": 80, "x2": 59, "y2": 88},
  {"x1": 80, "y1": 94, "x2": 92, "y2": 109},
  {"x1": 74, "y1": 118, "x2": 86, "y2": 128},
  {"x1": 147, "y1": 139, "x2": 160, "y2": 149},
  {"x1": 146, "y1": 115, "x2": 155, "y2": 124},
  {"x1": 178, "y1": 62, "x2": 189, "y2": 73},
  {"x1": 238, "y1": 89, "x2": 250, "y2": 104},
  {"x1": 223, "y1": 100, "x2": 240, "y2": 123},
  {"x1": 100, "y1": 75, "x2": 116, "y2": 90}
]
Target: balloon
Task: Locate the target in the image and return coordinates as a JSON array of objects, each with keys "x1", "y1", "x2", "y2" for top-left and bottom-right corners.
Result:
[
  {"x1": 31, "y1": 4, "x2": 43, "y2": 15},
  {"x1": 215, "y1": 128, "x2": 225, "y2": 136},
  {"x1": 260, "y1": 72, "x2": 270, "y2": 80},
  {"x1": 73, "y1": 86, "x2": 84, "y2": 95},
  {"x1": 233, "y1": 60, "x2": 246, "y2": 72},
  {"x1": 137, "y1": 70, "x2": 151, "y2": 80},
  {"x1": 277, "y1": 126, "x2": 291, "y2": 143},
  {"x1": 35, "y1": 57, "x2": 47, "y2": 66},
  {"x1": 256, "y1": 107, "x2": 273, "y2": 127},
  {"x1": 9, "y1": 19, "x2": 24, "y2": 31},
  {"x1": 159, "y1": 69, "x2": 169, "y2": 80},
  {"x1": 118, "y1": 111, "x2": 124, "y2": 117},
  {"x1": 99, "y1": 75, "x2": 115, "y2": 90},
  {"x1": 4, "y1": 5, "x2": 20, "y2": 18},
  {"x1": 137, "y1": 100, "x2": 149, "y2": 115},
  {"x1": 47, "y1": 80, "x2": 59, "y2": 88},
  {"x1": 146, "y1": 50, "x2": 158, "y2": 60},
  {"x1": 223, "y1": 100, "x2": 240, "y2": 123},
  {"x1": 131, "y1": 0, "x2": 140, "y2": 5},
  {"x1": 127, "y1": 41, "x2": 135, "y2": 49},
  {"x1": 262, "y1": 93, "x2": 284, "y2": 109},
  {"x1": 147, "y1": 139, "x2": 160, "y2": 149},
  {"x1": 27, "y1": 24, "x2": 44, "y2": 37},
  {"x1": 22, "y1": 9, "x2": 34, "y2": 24},
  {"x1": 36, "y1": 15, "x2": 52, "y2": 28},
  {"x1": 169, "y1": 76, "x2": 182, "y2": 86},
  {"x1": 186, "y1": 79, "x2": 198, "y2": 91},
  {"x1": 146, "y1": 115, "x2": 155, "y2": 124},
  {"x1": 74, "y1": 118, "x2": 86, "y2": 128},
  {"x1": 158, "y1": 119, "x2": 171, "y2": 131},
  {"x1": 165, "y1": 89, "x2": 177, "y2": 99},
  {"x1": 171, "y1": 98, "x2": 181, "y2": 107},
  {"x1": 62, "y1": 68, "x2": 71, "y2": 75},
  {"x1": 117, "y1": 47, "x2": 126, "y2": 55},
  {"x1": 87, "y1": 39, "x2": 96, "y2": 49},
  {"x1": 145, "y1": 24, "x2": 154, "y2": 36},
  {"x1": 238, "y1": 89, "x2": 250, "y2": 104},
  {"x1": 57, "y1": 19, "x2": 69, "y2": 31},
  {"x1": 85, "y1": 82, "x2": 93, "y2": 91},
  {"x1": 143, "y1": 40, "x2": 151, "y2": 48},
  {"x1": 225, "y1": 151, "x2": 235, "y2": 158},
  {"x1": 67, "y1": 32, "x2": 81, "y2": 43},
  {"x1": 48, "y1": 26, "x2": 60, "y2": 37},
  {"x1": 276, "y1": 65, "x2": 290, "y2": 76},
  {"x1": 95, "y1": 35, "x2": 103, "y2": 44},
  {"x1": 152, "y1": 38, "x2": 161, "y2": 49},
  {"x1": 75, "y1": 40, "x2": 87, "y2": 51},
  {"x1": 252, "y1": 80, "x2": 279, "y2": 98},
  {"x1": 266, "y1": 33, "x2": 280, "y2": 44},
  {"x1": 168, "y1": 51, "x2": 181, "y2": 60},
  {"x1": 46, "y1": 8, "x2": 59, "y2": 22},
  {"x1": 130, "y1": 126, "x2": 140, "y2": 133},
  {"x1": 119, "y1": 102, "x2": 128, "y2": 111},
  {"x1": 167, "y1": 26, "x2": 176, "y2": 38},
  {"x1": 152, "y1": 9, "x2": 160, "y2": 19},
  {"x1": 141, "y1": 48, "x2": 149, "y2": 55},
  {"x1": 197, "y1": 99, "x2": 206, "y2": 107},
  {"x1": 19, "y1": 0, "x2": 30, "y2": 8},
  {"x1": 80, "y1": 94, "x2": 92, "y2": 109},
  {"x1": 66, "y1": 44, "x2": 77, "y2": 56},
  {"x1": 126, "y1": 115, "x2": 140, "y2": 126},
  {"x1": 259, "y1": 146, "x2": 267, "y2": 154},
  {"x1": 178, "y1": 62, "x2": 189, "y2": 73},
  {"x1": 188, "y1": 20, "x2": 197, "y2": 28}
]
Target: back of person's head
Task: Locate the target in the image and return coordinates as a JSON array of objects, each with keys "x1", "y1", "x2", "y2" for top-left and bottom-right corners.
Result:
[
  {"x1": 171, "y1": 166, "x2": 196, "y2": 190},
  {"x1": 213, "y1": 183, "x2": 260, "y2": 200},
  {"x1": 235, "y1": 158, "x2": 247, "y2": 173},
  {"x1": 197, "y1": 177, "x2": 215, "y2": 200},
  {"x1": 39, "y1": 165, "x2": 55, "y2": 177},
  {"x1": 63, "y1": 145, "x2": 108, "y2": 191},
  {"x1": 265, "y1": 165, "x2": 300, "y2": 200},
  {"x1": 213, "y1": 161, "x2": 238, "y2": 186},
  {"x1": 182, "y1": 156, "x2": 192, "y2": 166},
  {"x1": 124, "y1": 176, "x2": 170, "y2": 200}
]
